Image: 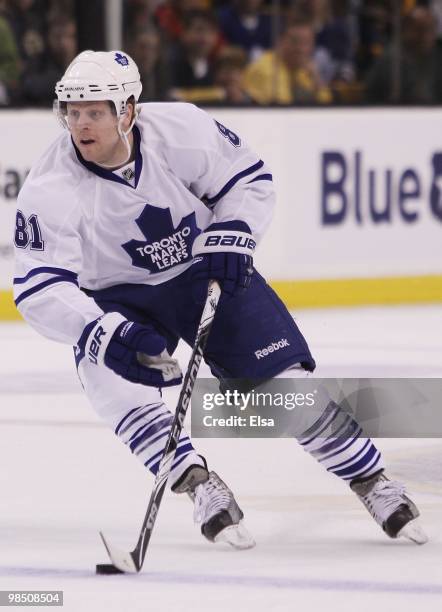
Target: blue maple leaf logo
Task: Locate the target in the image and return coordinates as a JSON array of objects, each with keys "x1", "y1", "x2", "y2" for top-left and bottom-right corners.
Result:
[
  {"x1": 122, "y1": 204, "x2": 201, "y2": 273},
  {"x1": 115, "y1": 52, "x2": 129, "y2": 67}
]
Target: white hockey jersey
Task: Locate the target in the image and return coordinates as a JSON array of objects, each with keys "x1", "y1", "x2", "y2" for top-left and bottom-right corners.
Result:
[{"x1": 13, "y1": 103, "x2": 275, "y2": 345}]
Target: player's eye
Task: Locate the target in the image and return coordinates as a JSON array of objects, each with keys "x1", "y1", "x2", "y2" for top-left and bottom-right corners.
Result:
[
  {"x1": 89, "y1": 110, "x2": 103, "y2": 120},
  {"x1": 68, "y1": 109, "x2": 80, "y2": 120}
]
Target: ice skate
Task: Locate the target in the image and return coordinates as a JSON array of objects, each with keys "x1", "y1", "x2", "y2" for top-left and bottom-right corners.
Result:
[
  {"x1": 350, "y1": 471, "x2": 428, "y2": 544},
  {"x1": 172, "y1": 463, "x2": 255, "y2": 550}
]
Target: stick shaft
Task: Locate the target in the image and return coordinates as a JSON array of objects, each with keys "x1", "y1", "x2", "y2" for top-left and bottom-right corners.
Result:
[{"x1": 131, "y1": 280, "x2": 221, "y2": 569}]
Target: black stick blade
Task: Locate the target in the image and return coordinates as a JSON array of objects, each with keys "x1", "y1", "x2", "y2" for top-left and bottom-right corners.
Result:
[{"x1": 96, "y1": 563, "x2": 125, "y2": 575}]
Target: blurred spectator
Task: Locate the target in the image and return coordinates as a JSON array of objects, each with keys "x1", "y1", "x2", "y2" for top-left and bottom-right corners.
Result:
[
  {"x1": 2, "y1": 0, "x2": 441, "y2": 108},
  {"x1": 47, "y1": 0, "x2": 75, "y2": 21},
  {"x1": 2, "y1": 0, "x2": 46, "y2": 100},
  {"x1": 170, "y1": 9, "x2": 219, "y2": 90},
  {"x1": 366, "y1": 6, "x2": 442, "y2": 103},
  {"x1": 356, "y1": 0, "x2": 391, "y2": 78},
  {"x1": 171, "y1": 44, "x2": 251, "y2": 104},
  {"x1": 214, "y1": 45, "x2": 251, "y2": 103},
  {"x1": 126, "y1": 25, "x2": 171, "y2": 101},
  {"x1": 0, "y1": 12, "x2": 20, "y2": 104},
  {"x1": 3, "y1": 0, "x2": 46, "y2": 62},
  {"x1": 155, "y1": 0, "x2": 211, "y2": 41},
  {"x1": 125, "y1": 0, "x2": 155, "y2": 33},
  {"x1": 217, "y1": 0, "x2": 272, "y2": 61},
  {"x1": 243, "y1": 20, "x2": 332, "y2": 104},
  {"x1": 315, "y1": 0, "x2": 356, "y2": 84},
  {"x1": 431, "y1": 0, "x2": 442, "y2": 38},
  {"x1": 290, "y1": 0, "x2": 330, "y2": 31},
  {"x1": 21, "y1": 17, "x2": 77, "y2": 105}
]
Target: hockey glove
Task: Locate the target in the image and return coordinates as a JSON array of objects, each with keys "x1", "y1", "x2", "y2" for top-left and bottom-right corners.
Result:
[
  {"x1": 78, "y1": 312, "x2": 182, "y2": 387},
  {"x1": 190, "y1": 221, "x2": 255, "y2": 303}
]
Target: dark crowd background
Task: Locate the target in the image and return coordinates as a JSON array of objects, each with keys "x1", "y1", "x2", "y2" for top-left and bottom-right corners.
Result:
[{"x1": 1, "y1": 0, "x2": 442, "y2": 107}]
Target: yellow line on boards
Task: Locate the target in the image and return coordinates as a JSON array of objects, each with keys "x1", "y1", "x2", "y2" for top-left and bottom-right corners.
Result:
[
  {"x1": 270, "y1": 275, "x2": 442, "y2": 309},
  {"x1": 0, "y1": 290, "x2": 22, "y2": 320},
  {"x1": 1, "y1": 275, "x2": 442, "y2": 321}
]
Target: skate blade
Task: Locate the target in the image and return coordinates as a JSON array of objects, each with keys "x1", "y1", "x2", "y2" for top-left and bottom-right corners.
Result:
[
  {"x1": 214, "y1": 521, "x2": 256, "y2": 550},
  {"x1": 397, "y1": 519, "x2": 428, "y2": 545}
]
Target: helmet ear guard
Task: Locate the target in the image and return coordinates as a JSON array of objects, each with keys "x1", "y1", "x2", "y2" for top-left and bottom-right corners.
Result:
[{"x1": 53, "y1": 99, "x2": 68, "y2": 129}]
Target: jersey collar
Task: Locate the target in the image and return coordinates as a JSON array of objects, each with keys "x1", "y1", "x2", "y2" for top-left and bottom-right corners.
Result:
[{"x1": 72, "y1": 124, "x2": 143, "y2": 189}]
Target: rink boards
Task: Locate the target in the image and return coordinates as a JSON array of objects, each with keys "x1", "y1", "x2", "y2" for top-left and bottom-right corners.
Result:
[{"x1": 1, "y1": 107, "x2": 441, "y2": 319}]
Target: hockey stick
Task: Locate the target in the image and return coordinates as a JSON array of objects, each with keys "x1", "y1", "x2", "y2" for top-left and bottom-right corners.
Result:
[{"x1": 97, "y1": 280, "x2": 222, "y2": 574}]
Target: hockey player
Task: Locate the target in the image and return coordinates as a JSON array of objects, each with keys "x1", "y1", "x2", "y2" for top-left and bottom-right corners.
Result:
[{"x1": 14, "y1": 50, "x2": 427, "y2": 549}]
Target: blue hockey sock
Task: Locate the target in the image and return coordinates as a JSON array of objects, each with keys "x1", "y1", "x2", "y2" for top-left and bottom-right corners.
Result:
[
  {"x1": 114, "y1": 402, "x2": 204, "y2": 485},
  {"x1": 297, "y1": 400, "x2": 385, "y2": 482}
]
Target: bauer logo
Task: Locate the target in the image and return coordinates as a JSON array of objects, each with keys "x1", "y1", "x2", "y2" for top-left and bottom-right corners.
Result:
[
  {"x1": 204, "y1": 235, "x2": 256, "y2": 251},
  {"x1": 255, "y1": 338, "x2": 290, "y2": 360},
  {"x1": 88, "y1": 326, "x2": 106, "y2": 364},
  {"x1": 321, "y1": 150, "x2": 442, "y2": 225}
]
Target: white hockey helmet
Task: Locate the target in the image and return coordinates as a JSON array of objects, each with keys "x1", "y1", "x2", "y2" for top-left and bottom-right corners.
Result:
[
  {"x1": 54, "y1": 50, "x2": 142, "y2": 166},
  {"x1": 55, "y1": 50, "x2": 142, "y2": 114}
]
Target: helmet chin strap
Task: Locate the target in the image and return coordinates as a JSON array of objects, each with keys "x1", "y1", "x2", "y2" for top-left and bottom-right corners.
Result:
[{"x1": 97, "y1": 106, "x2": 139, "y2": 170}]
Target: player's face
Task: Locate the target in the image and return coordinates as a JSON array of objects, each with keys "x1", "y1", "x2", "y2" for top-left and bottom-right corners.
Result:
[{"x1": 66, "y1": 101, "x2": 130, "y2": 167}]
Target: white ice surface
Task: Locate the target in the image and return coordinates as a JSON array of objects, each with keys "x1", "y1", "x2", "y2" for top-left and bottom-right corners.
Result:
[{"x1": 0, "y1": 305, "x2": 441, "y2": 612}]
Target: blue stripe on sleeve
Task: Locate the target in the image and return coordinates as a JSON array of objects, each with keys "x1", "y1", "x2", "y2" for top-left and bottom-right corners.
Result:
[
  {"x1": 205, "y1": 160, "x2": 264, "y2": 206},
  {"x1": 14, "y1": 266, "x2": 78, "y2": 285},
  {"x1": 247, "y1": 173, "x2": 273, "y2": 184},
  {"x1": 15, "y1": 276, "x2": 78, "y2": 307}
]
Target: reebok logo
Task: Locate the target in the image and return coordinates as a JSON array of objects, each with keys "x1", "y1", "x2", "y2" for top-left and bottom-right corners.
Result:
[{"x1": 255, "y1": 338, "x2": 290, "y2": 360}]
